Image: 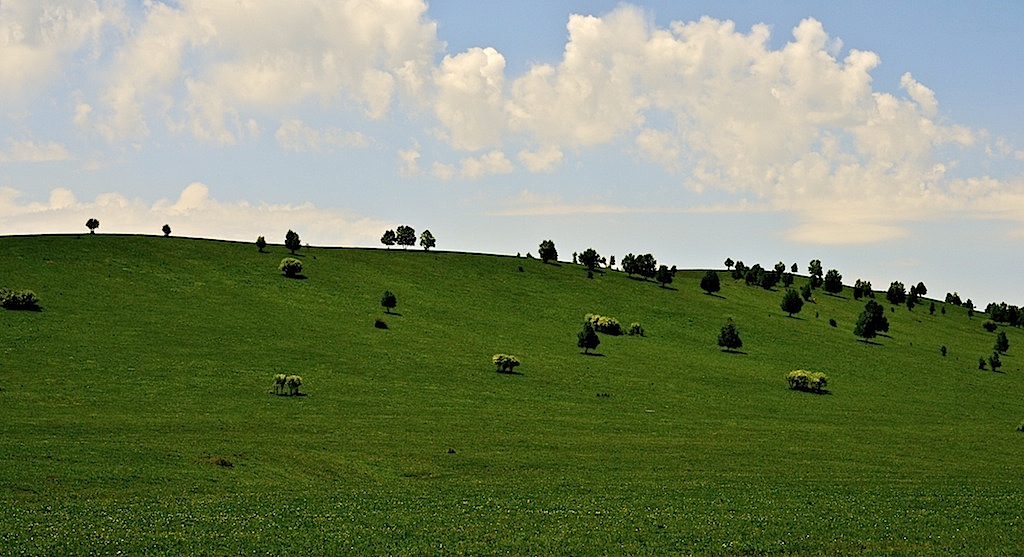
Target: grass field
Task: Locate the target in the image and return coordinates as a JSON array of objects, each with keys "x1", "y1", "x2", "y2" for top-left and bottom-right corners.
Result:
[{"x1": 2, "y1": 234, "x2": 1022, "y2": 555}]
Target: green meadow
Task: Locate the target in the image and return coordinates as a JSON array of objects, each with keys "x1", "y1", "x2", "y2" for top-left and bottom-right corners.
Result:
[{"x1": 2, "y1": 234, "x2": 1022, "y2": 555}]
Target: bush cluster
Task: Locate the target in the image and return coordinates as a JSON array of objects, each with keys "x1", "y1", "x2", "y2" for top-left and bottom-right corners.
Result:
[
  {"x1": 492, "y1": 354, "x2": 521, "y2": 373},
  {"x1": 271, "y1": 373, "x2": 303, "y2": 396},
  {"x1": 786, "y1": 370, "x2": 828, "y2": 393},
  {"x1": 585, "y1": 313, "x2": 622, "y2": 336},
  {"x1": 0, "y1": 289, "x2": 40, "y2": 310},
  {"x1": 628, "y1": 322, "x2": 645, "y2": 336},
  {"x1": 279, "y1": 257, "x2": 303, "y2": 278}
]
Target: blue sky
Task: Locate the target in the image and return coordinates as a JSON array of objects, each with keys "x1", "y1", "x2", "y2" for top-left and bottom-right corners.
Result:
[{"x1": 2, "y1": 0, "x2": 1023, "y2": 305}]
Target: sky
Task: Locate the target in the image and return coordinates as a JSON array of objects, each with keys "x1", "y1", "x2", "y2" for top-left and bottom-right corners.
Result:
[{"x1": 2, "y1": 0, "x2": 1023, "y2": 306}]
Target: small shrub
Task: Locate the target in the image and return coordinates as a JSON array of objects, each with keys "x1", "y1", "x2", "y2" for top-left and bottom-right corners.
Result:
[
  {"x1": 0, "y1": 289, "x2": 41, "y2": 311},
  {"x1": 492, "y1": 354, "x2": 521, "y2": 373},
  {"x1": 787, "y1": 370, "x2": 828, "y2": 394},
  {"x1": 983, "y1": 321, "x2": 998, "y2": 333},
  {"x1": 374, "y1": 317, "x2": 388, "y2": 329},
  {"x1": 978, "y1": 358, "x2": 987, "y2": 370},
  {"x1": 585, "y1": 313, "x2": 623, "y2": 336},
  {"x1": 286, "y1": 375, "x2": 302, "y2": 395},
  {"x1": 271, "y1": 373, "x2": 288, "y2": 395},
  {"x1": 279, "y1": 257, "x2": 303, "y2": 278},
  {"x1": 940, "y1": 345, "x2": 947, "y2": 357},
  {"x1": 628, "y1": 322, "x2": 645, "y2": 336},
  {"x1": 828, "y1": 318, "x2": 837, "y2": 328},
  {"x1": 1017, "y1": 421, "x2": 1024, "y2": 433}
]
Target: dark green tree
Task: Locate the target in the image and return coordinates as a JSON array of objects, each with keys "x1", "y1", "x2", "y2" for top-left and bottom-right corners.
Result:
[
  {"x1": 700, "y1": 270, "x2": 720, "y2": 295},
  {"x1": 577, "y1": 320, "x2": 600, "y2": 354},
  {"x1": 718, "y1": 322, "x2": 743, "y2": 352},
  {"x1": 995, "y1": 331, "x2": 1010, "y2": 354},
  {"x1": 395, "y1": 225, "x2": 416, "y2": 248},
  {"x1": 162, "y1": 224, "x2": 171, "y2": 237},
  {"x1": 731, "y1": 260, "x2": 746, "y2": 280},
  {"x1": 285, "y1": 229, "x2": 301, "y2": 254},
  {"x1": 791, "y1": 263, "x2": 799, "y2": 273},
  {"x1": 279, "y1": 257, "x2": 303, "y2": 278},
  {"x1": 929, "y1": 301, "x2": 936, "y2": 315},
  {"x1": 824, "y1": 269, "x2": 843, "y2": 294},
  {"x1": 781, "y1": 288, "x2": 804, "y2": 317},
  {"x1": 636, "y1": 253, "x2": 657, "y2": 280},
  {"x1": 774, "y1": 262, "x2": 787, "y2": 276},
  {"x1": 621, "y1": 253, "x2": 636, "y2": 276},
  {"x1": 915, "y1": 282, "x2": 928, "y2": 297},
  {"x1": 86, "y1": 218, "x2": 99, "y2": 234},
  {"x1": 886, "y1": 281, "x2": 906, "y2": 305},
  {"x1": 381, "y1": 290, "x2": 397, "y2": 314},
  {"x1": 655, "y1": 264, "x2": 674, "y2": 287},
  {"x1": 381, "y1": 229, "x2": 396, "y2": 248},
  {"x1": 578, "y1": 248, "x2": 601, "y2": 271},
  {"x1": 419, "y1": 229, "x2": 436, "y2": 251},
  {"x1": 724, "y1": 258, "x2": 734, "y2": 270},
  {"x1": 801, "y1": 283, "x2": 813, "y2": 301},
  {"x1": 989, "y1": 352, "x2": 1002, "y2": 372},
  {"x1": 781, "y1": 272, "x2": 794, "y2": 287},
  {"x1": 808, "y1": 259, "x2": 823, "y2": 288},
  {"x1": 854, "y1": 300, "x2": 890, "y2": 341},
  {"x1": 538, "y1": 240, "x2": 558, "y2": 263},
  {"x1": 256, "y1": 235, "x2": 267, "y2": 252}
]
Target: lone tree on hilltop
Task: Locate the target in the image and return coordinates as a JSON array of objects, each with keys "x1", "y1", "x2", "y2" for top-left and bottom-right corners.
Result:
[
  {"x1": 381, "y1": 290, "x2": 397, "y2": 314},
  {"x1": 538, "y1": 239, "x2": 558, "y2": 263},
  {"x1": 700, "y1": 270, "x2": 721, "y2": 295},
  {"x1": 781, "y1": 288, "x2": 804, "y2": 317},
  {"x1": 419, "y1": 229, "x2": 436, "y2": 251},
  {"x1": 915, "y1": 282, "x2": 928, "y2": 297},
  {"x1": 808, "y1": 259, "x2": 823, "y2": 288},
  {"x1": 577, "y1": 320, "x2": 600, "y2": 354},
  {"x1": 285, "y1": 229, "x2": 301, "y2": 254},
  {"x1": 724, "y1": 258, "x2": 734, "y2": 271},
  {"x1": 256, "y1": 235, "x2": 267, "y2": 252},
  {"x1": 162, "y1": 224, "x2": 171, "y2": 237},
  {"x1": 86, "y1": 218, "x2": 99, "y2": 234},
  {"x1": 578, "y1": 248, "x2": 601, "y2": 271},
  {"x1": 718, "y1": 322, "x2": 743, "y2": 352},
  {"x1": 395, "y1": 225, "x2": 416, "y2": 248},
  {"x1": 824, "y1": 269, "x2": 843, "y2": 294},
  {"x1": 381, "y1": 229, "x2": 396, "y2": 249}
]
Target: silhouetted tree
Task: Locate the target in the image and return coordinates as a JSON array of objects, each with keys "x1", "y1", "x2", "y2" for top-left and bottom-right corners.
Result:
[
  {"x1": 419, "y1": 229, "x2": 435, "y2": 251},
  {"x1": 578, "y1": 248, "x2": 601, "y2": 271},
  {"x1": 995, "y1": 331, "x2": 1010, "y2": 354},
  {"x1": 539, "y1": 240, "x2": 558, "y2": 263},
  {"x1": 285, "y1": 229, "x2": 301, "y2": 254},
  {"x1": 162, "y1": 224, "x2": 171, "y2": 237},
  {"x1": 781, "y1": 288, "x2": 804, "y2": 317},
  {"x1": 824, "y1": 269, "x2": 843, "y2": 294},
  {"x1": 886, "y1": 281, "x2": 906, "y2": 305},
  {"x1": 808, "y1": 259, "x2": 823, "y2": 288},
  {"x1": 381, "y1": 290, "x2": 397, "y2": 314},
  {"x1": 700, "y1": 270, "x2": 721, "y2": 295},
  {"x1": 854, "y1": 300, "x2": 889, "y2": 341},
  {"x1": 86, "y1": 218, "x2": 99, "y2": 234},
  {"x1": 395, "y1": 225, "x2": 416, "y2": 248},
  {"x1": 724, "y1": 258, "x2": 734, "y2": 270},
  {"x1": 655, "y1": 264, "x2": 675, "y2": 287},
  {"x1": 256, "y1": 235, "x2": 267, "y2": 252},
  {"x1": 577, "y1": 320, "x2": 600, "y2": 354},
  {"x1": 718, "y1": 322, "x2": 743, "y2": 352},
  {"x1": 381, "y1": 229, "x2": 396, "y2": 249}
]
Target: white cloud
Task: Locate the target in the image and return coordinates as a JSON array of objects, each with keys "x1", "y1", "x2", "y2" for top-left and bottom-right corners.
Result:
[
  {"x1": 433, "y1": 46, "x2": 507, "y2": 150},
  {"x1": 0, "y1": 139, "x2": 72, "y2": 162},
  {"x1": 0, "y1": 184, "x2": 390, "y2": 246},
  {"x1": 274, "y1": 119, "x2": 369, "y2": 152},
  {"x1": 491, "y1": 189, "x2": 770, "y2": 217},
  {"x1": 517, "y1": 145, "x2": 563, "y2": 173},
  {"x1": 459, "y1": 150, "x2": 513, "y2": 179},
  {"x1": 397, "y1": 145, "x2": 421, "y2": 176}
]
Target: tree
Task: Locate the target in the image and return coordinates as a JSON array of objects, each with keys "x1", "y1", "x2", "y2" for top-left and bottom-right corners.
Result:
[
  {"x1": 162, "y1": 224, "x2": 171, "y2": 237},
  {"x1": 609, "y1": 255, "x2": 616, "y2": 269},
  {"x1": 395, "y1": 225, "x2": 416, "y2": 248},
  {"x1": 808, "y1": 259, "x2": 823, "y2": 288},
  {"x1": 279, "y1": 257, "x2": 303, "y2": 278},
  {"x1": 285, "y1": 229, "x2": 301, "y2": 255},
  {"x1": 621, "y1": 253, "x2": 636, "y2": 276},
  {"x1": 915, "y1": 282, "x2": 928, "y2": 297},
  {"x1": 256, "y1": 235, "x2": 267, "y2": 252},
  {"x1": 800, "y1": 283, "x2": 813, "y2": 301},
  {"x1": 945, "y1": 292, "x2": 962, "y2": 306},
  {"x1": 724, "y1": 258, "x2": 734, "y2": 270},
  {"x1": 635, "y1": 254, "x2": 657, "y2": 280},
  {"x1": 886, "y1": 281, "x2": 906, "y2": 305},
  {"x1": 578, "y1": 248, "x2": 601, "y2": 271},
  {"x1": 655, "y1": 265, "x2": 674, "y2": 287},
  {"x1": 577, "y1": 320, "x2": 600, "y2": 354},
  {"x1": 989, "y1": 352, "x2": 1002, "y2": 372},
  {"x1": 700, "y1": 270, "x2": 721, "y2": 295},
  {"x1": 718, "y1": 322, "x2": 743, "y2": 352},
  {"x1": 381, "y1": 290, "x2": 397, "y2": 314},
  {"x1": 995, "y1": 331, "x2": 1010, "y2": 354},
  {"x1": 86, "y1": 218, "x2": 99, "y2": 234},
  {"x1": 731, "y1": 260, "x2": 746, "y2": 280},
  {"x1": 781, "y1": 288, "x2": 804, "y2": 317},
  {"x1": 791, "y1": 263, "x2": 799, "y2": 273},
  {"x1": 823, "y1": 269, "x2": 843, "y2": 294},
  {"x1": 774, "y1": 262, "x2": 786, "y2": 276},
  {"x1": 538, "y1": 240, "x2": 558, "y2": 263},
  {"x1": 381, "y1": 229, "x2": 396, "y2": 249},
  {"x1": 853, "y1": 279, "x2": 873, "y2": 300},
  {"x1": 419, "y1": 229, "x2": 436, "y2": 251},
  {"x1": 781, "y1": 272, "x2": 794, "y2": 287},
  {"x1": 929, "y1": 301, "x2": 936, "y2": 315},
  {"x1": 854, "y1": 300, "x2": 889, "y2": 341}
]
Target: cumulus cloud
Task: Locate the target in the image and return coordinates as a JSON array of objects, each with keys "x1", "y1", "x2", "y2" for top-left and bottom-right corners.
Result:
[
  {"x1": 0, "y1": 184, "x2": 390, "y2": 246},
  {"x1": 0, "y1": 139, "x2": 72, "y2": 162},
  {"x1": 275, "y1": 119, "x2": 369, "y2": 152},
  {"x1": 459, "y1": 150, "x2": 514, "y2": 179},
  {"x1": 433, "y1": 46, "x2": 507, "y2": 150}
]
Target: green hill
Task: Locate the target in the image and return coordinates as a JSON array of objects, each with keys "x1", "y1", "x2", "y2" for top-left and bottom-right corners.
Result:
[{"x1": 2, "y1": 234, "x2": 1022, "y2": 555}]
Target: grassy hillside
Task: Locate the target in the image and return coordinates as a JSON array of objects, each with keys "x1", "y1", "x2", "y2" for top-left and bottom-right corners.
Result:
[{"x1": 2, "y1": 234, "x2": 1022, "y2": 555}]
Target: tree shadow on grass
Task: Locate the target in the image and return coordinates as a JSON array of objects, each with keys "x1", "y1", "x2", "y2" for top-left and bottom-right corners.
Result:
[
  {"x1": 282, "y1": 274, "x2": 308, "y2": 280},
  {"x1": 497, "y1": 369, "x2": 524, "y2": 376},
  {"x1": 383, "y1": 311, "x2": 403, "y2": 317},
  {"x1": 703, "y1": 292, "x2": 726, "y2": 299},
  {"x1": 720, "y1": 349, "x2": 747, "y2": 355},
  {"x1": 657, "y1": 285, "x2": 679, "y2": 291},
  {"x1": 857, "y1": 339, "x2": 883, "y2": 346},
  {"x1": 580, "y1": 352, "x2": 605, "y2": 357}
]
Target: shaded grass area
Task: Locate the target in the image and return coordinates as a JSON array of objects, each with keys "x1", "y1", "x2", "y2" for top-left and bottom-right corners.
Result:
[{"x1": 1, "y1": 234, "x2": 1023, "y2": 554}]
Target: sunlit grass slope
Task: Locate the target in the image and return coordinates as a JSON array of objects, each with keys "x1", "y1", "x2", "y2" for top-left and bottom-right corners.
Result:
[{"x1": 2, "y1": 234, "x2": 1022, "y2": 555}]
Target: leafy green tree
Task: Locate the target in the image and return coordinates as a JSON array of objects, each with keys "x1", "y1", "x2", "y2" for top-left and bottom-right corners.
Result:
[
  {"x1": 538, "y1": 240, "x2": 558, "y2": 263},
  {"x1": 162, "y1": 224, "x2": 171, "y2": 237},
  {"x1": 800, "y1": 283, "x2": 813, "y2": 301},
  {"x1": 718, "y1": 322, "x2": 743, "y2": 352},
  {"x1": 419, "y1": 229, "x2": 436, "y2": 251},
  {"x1": 886, "y1": 281, "x2": 906, "y2": 305},
  {"x1": 86, "y1": 218, "x2": 99, "y2": 234},
  {"x1": 989, "y1": 352, "x2": 1002, "y2": 372},
  {"x1": 724, "y1": 258, "x2": 734, "y2": 270},
  {"x1": 745, "y1": 264, "x2": 764, "y2": 287},
  {"x1": 637, "y1": 254, "x2": 657, "y2": 280},
  {"x1": 279, "y1": 257, "x2": 303, "y2": 278},
  {"x1": 774, "y1": 262, "x2": 786, "y2": 276},
  {"x1": 781, "y1": 272, "x2": 794, "y2": 287},
  {"x1": 853, "y1": 279, "x2": 873, "y2": 300},
  {"x1": 731, "y1": 260, "x2": 746, "y2": 280},
  {"x1": 395, "y1": 225, "x2": 416, "y2": 248},
  {"x1": 577, "y1": 320, "x2": 600, "y2": 354},
  {"x1": 929, "y1": 301, "x2": 936, "y2": 315},
  {"x1": 760, "y1": 270, "x2": 779, "y2": 290},
  {"x1": 824, "y1": 269, "x2": 843, "y2": 294},
  {"x1": 381, "y1": 229, "x2": 396, "y2": 248},
  {"x1": 945, "y1": 292, "x2": 962, "y2": 306},
  {"x1": 808, "y1": 259, "x2": 823, "y2": 288},
  {"x1": 915, "y1": 282, "x2": 928, "y2": 297},
  {"x1": 854, "y1": 300, "x2": 890, "y2": 341},
  {"x1": 700, "y1": 270, "x2": 720, "y2": 295},
  {"x1": 285, "y1": 229, "x2": 301, "y2": 254},
  {"x1": 578, "y1": 248, "x2": 601, "y2": 271},
  {"x1": 781, "y1": 288, "x2": 804, "y2": 317},
  {"x1": 621, "y1": 253, "x2": 636, "y2": 276},
  {"x1": 791, "y1": 263, "x2": 798, "y2": 273},
  {"x1": 995, "y1": 331, "x2": 1010, "y2": 354},
  {"x1": 256, "y1": 235, "x2": 267, "y2": 252},
  {"x1": 381, "y1": 290, "x2": 397, "y2": 314},
  {"x1": 655, "y1": 264, "x2": 674, "y2": 287}
]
